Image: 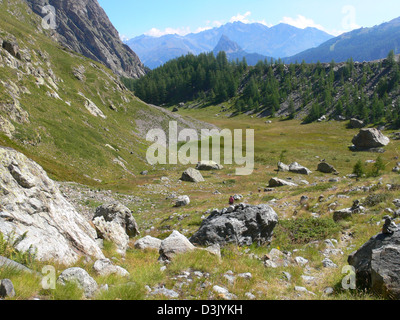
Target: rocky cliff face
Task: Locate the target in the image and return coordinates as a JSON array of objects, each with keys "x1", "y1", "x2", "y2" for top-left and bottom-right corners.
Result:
[{"x1": 26, "y1": 0, "x2": 146, "y2": 78}]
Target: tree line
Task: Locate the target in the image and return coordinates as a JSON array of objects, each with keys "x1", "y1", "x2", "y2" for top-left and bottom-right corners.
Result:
[{"x1": 122, "y1": 50, "x2": 400, "y2": 128}]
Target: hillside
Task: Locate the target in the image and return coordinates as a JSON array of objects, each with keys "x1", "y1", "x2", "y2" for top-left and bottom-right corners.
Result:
[
  {"x1": 129, "y1": 51, "x2": 400, "y2": 128},
  {"x1": 0, "y1": 0, "x2": 215, "y2": 186},
  {"x1": 285, "y1": 17, "x2": 400, "y2": 63},
  {"x1": 126, "y1": 21, "x2": 333, "y2": 69}
]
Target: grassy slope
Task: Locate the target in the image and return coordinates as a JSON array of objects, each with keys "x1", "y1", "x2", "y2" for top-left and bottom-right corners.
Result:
[{"x1": 0, "y1": 0, "x2": 172, "y2": 187}]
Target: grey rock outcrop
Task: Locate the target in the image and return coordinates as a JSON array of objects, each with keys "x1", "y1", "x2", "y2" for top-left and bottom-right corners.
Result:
[
  {"x1": 190, "y1": 204, "x2": 278, "y2": 247},
  {"x1": 352, "y1": 128, "x2": 390, "y2": 151},
  {"x1": 348, "y1": 228, "x2": 400, "y2": 299},
  {"x1": 180, "y1": 168, "x2": 205, "y2": 183},
  {"x1": 26, "y1": 0, "x2": 145, "y2": 78},
  {"x1": 0, "y1": 147, "x2": 104, "y2": 265}
]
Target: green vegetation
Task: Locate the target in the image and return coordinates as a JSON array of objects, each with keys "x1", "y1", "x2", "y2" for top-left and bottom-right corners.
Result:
[{"x1": 127, "y1": 51, "x2": 400, "y2": 128}]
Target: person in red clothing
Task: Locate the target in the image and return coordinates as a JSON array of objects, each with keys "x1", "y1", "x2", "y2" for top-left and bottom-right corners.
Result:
[{"x1": 229, "y1": 196, "x2": 235, "y2": 205}]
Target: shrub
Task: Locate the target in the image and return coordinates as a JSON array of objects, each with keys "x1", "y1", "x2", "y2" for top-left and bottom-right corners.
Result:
[
  {"x1": 353, "y1": 160, "x2": 366, "y2": 178},
  {"x1": 278, "y1": 218, "x2": 341, "y2": 244}
]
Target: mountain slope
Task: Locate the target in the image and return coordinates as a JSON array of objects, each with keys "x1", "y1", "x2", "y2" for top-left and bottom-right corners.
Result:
[
  {"x1": 0, "y1": 0, "x2": 216, "y2": 186},
  {"x1": 127, "y1": 22, "x2": 333, "y2": 69},
  {"x1": 25, "y1": 0, "x2": 146, "y2": 78},
  {"x1": 286, "y1": 17, "x2": 400, "y2": 63}
]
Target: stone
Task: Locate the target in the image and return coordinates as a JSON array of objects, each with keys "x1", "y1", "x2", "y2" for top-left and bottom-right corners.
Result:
[
  {"x1": 0, "y1": 279, "x2": 16, "y2": 298},
  {"x1": 289, "y1": 162, "x2": 312, "y2": 175},
  {"x1": 180, "y1": 168, "x2": 205, "y2": 183},
  {"x1": 212, "y1": 285, "x2": 237, "y2": 300},
  {"x1": 317, "y1": 162, "x2": 338, "y2": 174},
  {"x1": 57, "y1": 267, "x2": 98, "y2": 298},
  {"x1": 0, "y1": 147, "x2": 104, "y2": 265},
  {"x1": 196, "y1": 160, "x2": 223, "y2": 171},
  {"x1": 268, "y1": 177, "x2": 298, "y2": 187},
  {"x1": 159, "y1": 231, "x2": 196, "y2": 262},
  {"x1": 382, "y1": 216, "x2": 397, "y2": 235},
  {"x1": 349, "y1": 118, "x2": 365, "y2": 129},
  {"x1": 2, "y1": 40, "x2": 21, "y2": 60},
  {"x1": 94, "y1": 203, "x2": 139, "y2": 238},
  {"x1": 333, "y1": 200, "x2": 365, "y2": 222},
  {"x1": 295, "y1": 256, "x2": 309, "y2": 266},
  {"x1": 134, "y1": 236, "x2": 162, "y2": 251},
  {"x1": 190, "y1": 204, "x2": 278, "y2": 247},
  {"x1": 93, "y1": 258, "x2": 129, "y2": 277},
  {"x1": 352, "y1": 128, "x2": 390, "y2": 150},
  {"x1": 150, "y1": 286, "x2": 179, "y2": 299},
  {"x1": 348, "y1": 229, "x2": 400, "y2": 299},
  {"x1": 322, "y1": 258, "x2": 338, "y2": 268},
  {"x1": 277, "y1": 162, "x2": 290, "y2": 172},
  {"x1": 92, "y1": 216, "x2": 129, "y2": 255},
  {"x1": 175, "y1": 195, "x2": 190, "y2": 207}
]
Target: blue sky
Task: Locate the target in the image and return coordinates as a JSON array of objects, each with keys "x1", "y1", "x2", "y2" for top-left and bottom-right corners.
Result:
[{"x1": 98, "y1": 0, "x2": 400, "y2": 40}]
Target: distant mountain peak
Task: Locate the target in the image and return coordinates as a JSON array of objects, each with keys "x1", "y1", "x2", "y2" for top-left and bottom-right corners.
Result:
[{"x1": 213, "y1": 35, "x2": 244, "y2": 55}]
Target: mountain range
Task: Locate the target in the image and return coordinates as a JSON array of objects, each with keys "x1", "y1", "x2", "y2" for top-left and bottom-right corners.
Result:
[
  {"x1": 126, "y1": 22, "x2": 334, "y2": 69},
  {"x1": 285, "y1": 16, "x2": 400, "y2": 63}
]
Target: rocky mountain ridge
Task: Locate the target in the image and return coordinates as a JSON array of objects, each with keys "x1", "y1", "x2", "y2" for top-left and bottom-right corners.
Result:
[{"x1": 25, "y1": 0, "x2": 146, "y2": 78}]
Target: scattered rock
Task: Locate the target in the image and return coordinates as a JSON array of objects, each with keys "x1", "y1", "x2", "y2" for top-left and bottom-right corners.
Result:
[
  {"x1": 175, "y1": 195, "x2": 190, "y2": 207},
  {"x1": 277, "y1": 162, "x2": 290, "y2": 172},
  {"x1": 159, "y1": 231, "x2": 196, "y2": 262},
  {"x1": 351, "y1": 128, "x2": 390, "y2": 151},
  {"x1": 93, "y1": 259, "x2": 129, "y2": 277},
  {"x1": 289, "y1": 162, "x2": 312, "y2": 175},
  {"x1": 348, "y1": 229, "x2": 400, "y2": 299},
  {"x1": 349, "y1": 118, "x2": 365, "y2": 129},
  {"x1": 317, "y1": 162, "x2": 338, "y2": 174},
  {"x1": 212, "y1": 285, "x2": 237, "y2": 300},
  {"x1": 196, "y1": 160, "x2": 223, "y2": 171},
  {"x1": 295, "y1": 256, "x2": 309, "y2": 266},
  {"x1": 0, "y1": 279, "x2": 16, "y2": 298},
  {"x1": 134, "y1": 236, "x2": 162, "y2": 251},
  {"x1": 268, "y1": 177, "x2": 298, "y2": 187},
  {"x1": 180, "y1": 168, "x2": 205, "y2": 183},
  {"x1": 57, "y1": 267, "x2": 98, "y2": 298},
  {"x1": 94, "y1": 203, "x2": 139, "y2": 238},
  {"x1": 322, "y1": 258, "x2": 338, "y2": 268}
]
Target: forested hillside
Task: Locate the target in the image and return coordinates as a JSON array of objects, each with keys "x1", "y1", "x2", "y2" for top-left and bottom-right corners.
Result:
[{"x1": 123, "y1": 51, "x2": 400, "y2": 128}]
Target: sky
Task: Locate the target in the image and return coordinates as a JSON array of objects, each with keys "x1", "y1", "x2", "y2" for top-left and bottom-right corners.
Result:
[{"x1": 97, "y1": 0, "x2": 400, "y2": 40}]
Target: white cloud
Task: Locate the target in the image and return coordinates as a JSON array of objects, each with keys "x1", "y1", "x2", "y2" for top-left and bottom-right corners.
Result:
[
  {"x1": 230, "y1": 11, "x2": 252, "y2": 23},
  {"x1": 144, "y1": 26, "x2": 192, "y2": 37},
  {"x1": 281, "y1": 15, "x2": 326, "y2": 31}
]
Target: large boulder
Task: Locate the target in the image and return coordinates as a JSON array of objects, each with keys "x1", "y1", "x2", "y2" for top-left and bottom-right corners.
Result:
[
  {"x1": 92, "y1": 216, "x2": 129, "y2": 255},
  {"x1": 352, "y1": 128, "x2": 390, "y2": 150},
  {"x1": 190, "y1": 204, "x2": 279, "y2": 247},
  {"x1": 93, "y1": 203, "x2": 139, "y2": 238},
  {"x1": 196, "y1": 160, "x2": 223, "y2": 171},
  {"x1": 289, "y1": 162, "x2": 312, "y2": 175},
  {"x1": 317, "y1": 162, "x2": 338, "y2": 174},
  {"x1": 159, "y1": 231, "x2": 196, "y2": 262},
  {"x1": 348, "y1": 228, "x2": 400, "y2": 299},
  {"x1": 269, "y1": 177, "x2": 298, "y2": 187},
  {"x1": 0, "y1": 147, "x2": 104, "y2": 265},
  {"x1": 134, "y1": 236, "x2": 162, "y2": 251},
  {"x1": 349, "y1": 118, "x2": 365, "y2": 129},
  {"x1": 57, "y1": 267, "x2": 98, "y2": 298},
  {"x1": 180, "y1": 168, "x2": 205, "y2": 183}
]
